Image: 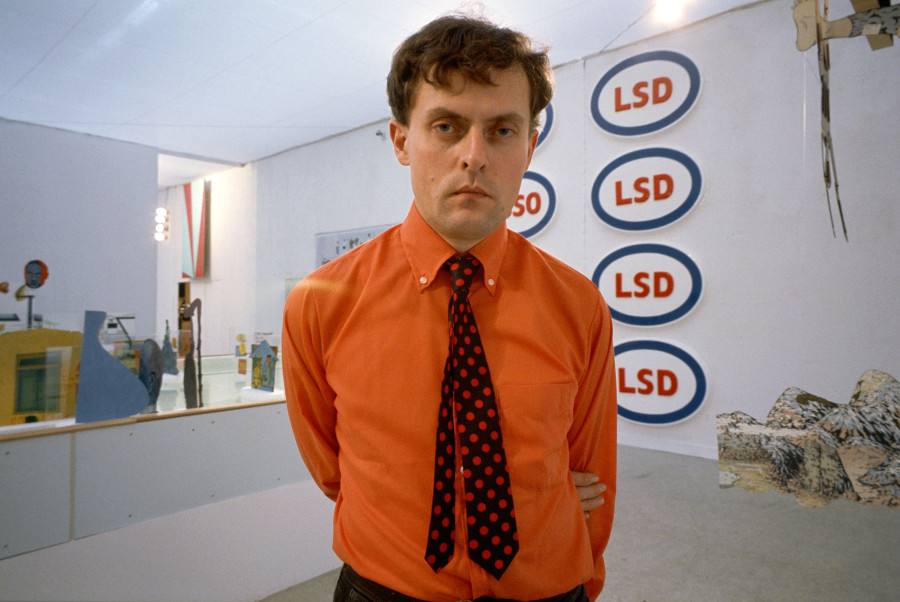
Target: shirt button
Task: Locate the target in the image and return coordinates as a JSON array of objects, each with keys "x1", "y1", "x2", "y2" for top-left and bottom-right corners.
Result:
[
  {"x1": 488, "y1": 278, "x2": 495, "y2": 286},
  {"x1": 420, "y1": 276, "x2": 427, "y2": 284}
]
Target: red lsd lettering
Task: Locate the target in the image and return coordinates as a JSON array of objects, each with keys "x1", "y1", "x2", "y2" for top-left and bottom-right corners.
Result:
[
  {"x1": 615, "y1": 273, "x2": 632, "y2": 298},
  {"x1": 636, "y1": 368, "x2": 654, "y2": 394},
  {"x1": 512, "y1": 194, "x2": 525, "y2": 217},
  {"x1": 653, "y1": 77, "x2": 673, "y2": 104},
  {"x1": 653, "y1": 272, "x2": 674, "y2": 298},
  {"x1": 633, "y1": 177, "x2": 650, "y2": 203},
  {"x1": 653, "y1": 174, "x2": 673, "y2": 200},
  {"x1": 618, "y1": 367, "x2": 636, "y2": 393},
  {"x1": 615, "y1": 181, "x2": 632, "y2": 206},
  {"x1": 658, "y1": 369, "x2": 678, "y2": 396},
  {"x1": 614, "y1": 87, "x2": 631, "y2": 112},
  {"x1": 632, "y1": 81, "x2": 649, "y2": 108},
  {"x1": 633, "y1": 272, "x2": 651, "y2": 298}
]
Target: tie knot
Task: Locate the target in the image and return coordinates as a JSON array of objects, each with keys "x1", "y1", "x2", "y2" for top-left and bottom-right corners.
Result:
[{"x1": 445, "y1": 254, "x2": 481, "y2": 293}]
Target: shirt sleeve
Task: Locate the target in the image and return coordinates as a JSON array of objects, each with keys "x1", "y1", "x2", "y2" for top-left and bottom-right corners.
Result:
[
  {"x1": 282, "y1": 280, "x2": 341, "y2": 501},
  {"x1": 567, "y1": 291, "x2": 617, "y2": 600}
]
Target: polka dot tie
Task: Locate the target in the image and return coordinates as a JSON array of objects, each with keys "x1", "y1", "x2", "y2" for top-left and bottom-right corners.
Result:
[{"x1": 425, "y1": 254, "x2": 519, "y2": 579}]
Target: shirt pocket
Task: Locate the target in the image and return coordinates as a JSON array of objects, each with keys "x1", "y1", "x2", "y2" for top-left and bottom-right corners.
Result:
[{"x1": 496, "y1": 382, "x2": 576, "y2": 491}]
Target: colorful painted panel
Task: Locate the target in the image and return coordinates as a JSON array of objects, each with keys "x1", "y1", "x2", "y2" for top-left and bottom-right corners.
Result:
[{"x1": 182, "y1": 179, "x2": 210, "y2": 278}]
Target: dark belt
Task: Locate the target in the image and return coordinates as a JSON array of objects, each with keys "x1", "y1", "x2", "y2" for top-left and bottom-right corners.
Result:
[{"x1": 336, "y1": 564, "x2": 587, "y2": 602}]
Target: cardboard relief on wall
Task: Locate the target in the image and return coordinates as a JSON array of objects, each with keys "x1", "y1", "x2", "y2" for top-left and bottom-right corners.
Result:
[{"x1": 717, "y1": 370, "x2": 900, "y2": 509}]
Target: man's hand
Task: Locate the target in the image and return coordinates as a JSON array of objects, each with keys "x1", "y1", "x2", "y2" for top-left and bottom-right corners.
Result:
[{"x1": 572, "y1": 471, "x2": 606, "y2": 519}]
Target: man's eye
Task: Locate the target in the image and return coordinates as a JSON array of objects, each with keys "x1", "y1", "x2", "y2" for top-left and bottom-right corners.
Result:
[
  {"x1": 496, "y1": 128, "x2": 514, "y2": 137},
  {"x1": 435, "y1": 123, "x2": 455, "y2": 134}
]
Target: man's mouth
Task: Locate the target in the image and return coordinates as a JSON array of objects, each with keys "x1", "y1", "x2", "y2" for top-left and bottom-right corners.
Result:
[{"x1": 453, "y1": 186, "x2": 488, "y2": 198}]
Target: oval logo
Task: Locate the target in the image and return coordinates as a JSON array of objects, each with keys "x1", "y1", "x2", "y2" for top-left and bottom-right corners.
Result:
[
  {"x1": 591, "y1": 50, "x2": 700, "y2": 136},
  {"x1": 592, "y1": 243, "x2": 702, "y2": 326},
  {"x1": 536, "y1": 103, "x2": 554, "y2": 148},
  {"x1": 509, "y1": 171, "x2": 555, "y2": 238},
  {"x1": 614, "y1": 340, "x2": 707, "y2": 425},
  {"x1": 592, "y1": 147, "x2": 702, "y2": 231}
]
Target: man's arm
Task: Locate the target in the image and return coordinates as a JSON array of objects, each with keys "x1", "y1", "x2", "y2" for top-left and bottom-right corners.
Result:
[
  {"x1": 282, "y1": 280, "x2": 341, "y2": 501},
  {"x1": 567, "y1": 294, "x2": 618, "y2": 600}
]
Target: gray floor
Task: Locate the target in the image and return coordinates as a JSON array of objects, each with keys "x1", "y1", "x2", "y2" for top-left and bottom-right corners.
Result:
[{"x1": 262, "y1": 445, "x2": 899, "y2": 601}]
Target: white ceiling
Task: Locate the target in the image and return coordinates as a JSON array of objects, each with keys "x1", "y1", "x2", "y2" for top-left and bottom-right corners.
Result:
[{"x1": 0, "y1": 0, "x2": 756, "y2": 188}]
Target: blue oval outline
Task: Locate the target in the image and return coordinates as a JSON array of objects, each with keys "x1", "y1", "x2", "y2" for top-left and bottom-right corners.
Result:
[
  {"x1": 591, "y1": 50, "x2": 701, "y2": 136},
  {"x1": 591, "y1": 243, "x2": 702, "y2": 326},
  {"x1": 536, "y1": 102, "x2": 553, "y2": 148},
  {"x1": 614, "y1": 339, "x2": 707, "y2": 425},
  {"x1": 515, "y1": 171, "x2": 556, "y2": 238},
  {"x1": 591, "y1": 147, "x2": 701, "y2": 231}
]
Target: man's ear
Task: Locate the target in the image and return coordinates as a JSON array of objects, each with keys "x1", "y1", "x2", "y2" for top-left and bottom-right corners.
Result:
[
  {"x1": 389, "y1": 119, "x2": 410, "y2": 166},
  {"x1": 525, "y1": 128, "x2": 539, "y2": 170}
]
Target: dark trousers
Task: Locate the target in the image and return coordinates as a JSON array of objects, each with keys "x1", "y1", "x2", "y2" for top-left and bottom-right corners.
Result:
[{"x1": 333, "y1": 564, "x2": 589, "y2": 602}]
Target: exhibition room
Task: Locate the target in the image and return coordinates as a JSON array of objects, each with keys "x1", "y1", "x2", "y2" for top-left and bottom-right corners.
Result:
[{"x1": 1, "y1": 1, "x2": 898, "y2": 600}]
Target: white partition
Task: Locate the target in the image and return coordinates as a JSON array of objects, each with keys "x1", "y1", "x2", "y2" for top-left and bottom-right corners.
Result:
[
  {"x1": 73, "y1": 404, "x2": 307, "y2": 538},
  {"x1": 0, "y1": 434, "x2": 71, "y2": 559},
  {"x1": 0, "y1": 401, "x2": 309, "y2": 560}
]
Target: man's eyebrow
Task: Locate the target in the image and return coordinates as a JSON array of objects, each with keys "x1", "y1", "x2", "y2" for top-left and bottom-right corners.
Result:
[{"x1": 423, "y1": 107, "x2": 527, "y2": 125}]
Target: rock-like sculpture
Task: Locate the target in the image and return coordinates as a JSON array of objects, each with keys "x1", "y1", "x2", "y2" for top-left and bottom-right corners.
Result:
[{"x1": 718, "y1": 370, "x2": 900, "y2": 508}]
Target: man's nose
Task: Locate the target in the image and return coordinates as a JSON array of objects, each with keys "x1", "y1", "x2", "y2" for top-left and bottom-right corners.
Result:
[{"x1": 461, "y1": 130, "x2": 487, "y2": 172}]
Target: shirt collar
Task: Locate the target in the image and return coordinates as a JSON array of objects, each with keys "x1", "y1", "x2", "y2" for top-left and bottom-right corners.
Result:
[{"x1": 400, "y1": 202, "x2": 506, "y2": 296}]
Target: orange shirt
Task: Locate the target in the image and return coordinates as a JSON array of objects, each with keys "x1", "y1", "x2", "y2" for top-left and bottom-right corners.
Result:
[{"x1": 282, "y1": 203, "x2": 617, "y2": 601}]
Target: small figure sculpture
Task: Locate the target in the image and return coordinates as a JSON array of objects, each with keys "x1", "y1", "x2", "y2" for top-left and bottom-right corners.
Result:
[
  {"x1": 138, "y1": 338, "x2": 163, "y2": 413},
  {"x1": 162, "y1": 320, "x2": 178, "y2": 375}
]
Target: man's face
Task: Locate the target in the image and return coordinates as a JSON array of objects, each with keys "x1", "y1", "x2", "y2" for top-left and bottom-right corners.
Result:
[
  {"x1": 25, "y1": 262, "x2": 43, "y2": 288},
  {"x1": 390, "y1": 67, "x2": 538, "y2": 252}
]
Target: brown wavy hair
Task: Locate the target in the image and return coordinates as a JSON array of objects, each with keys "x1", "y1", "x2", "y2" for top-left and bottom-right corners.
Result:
[{"x1": 387, "y1": 14, "x2": 553, "y2": 129}]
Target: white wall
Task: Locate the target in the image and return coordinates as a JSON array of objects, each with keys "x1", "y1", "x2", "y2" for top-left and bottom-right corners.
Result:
[
  {"x1": 155, "y1": 123, "x2": 411, "y2": 354},
  {"x1": 585, "y1": 4, "x2": 900, "y2": 456},
  {"x1": 158, "y1": 1, "x2": 900, "y2": 458},
  {"x1": 1, "y1": 119, "x2": 158, "y2": 335}
]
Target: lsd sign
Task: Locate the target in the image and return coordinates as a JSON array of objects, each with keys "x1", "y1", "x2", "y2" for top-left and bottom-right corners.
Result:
[
  {"x1": 508, "y1": 171, "x2": 556, "y2": 238},
  {"x1": 592, "y1": 147, "x2": 702, "y2": 231},
  {"x1": 615, "y1": 340, "x2": 707, "y2": 425},
  {"x1": 591, "y1": 50, "x2": 700, "y2": 136},
  {"x1": 592, "y1": 243, "x2": 702, "y2": 326}
]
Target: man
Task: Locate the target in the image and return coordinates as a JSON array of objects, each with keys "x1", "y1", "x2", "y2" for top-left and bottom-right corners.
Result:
[{"x1": 283, "y1": 14, "x2": 616, "y2": 602}]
